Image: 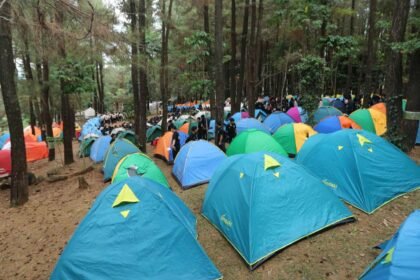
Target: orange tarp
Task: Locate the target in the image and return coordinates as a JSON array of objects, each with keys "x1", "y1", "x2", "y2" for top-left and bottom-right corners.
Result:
[{"x1": 154, "y1": 132, "x2": 173, "y2": 161}]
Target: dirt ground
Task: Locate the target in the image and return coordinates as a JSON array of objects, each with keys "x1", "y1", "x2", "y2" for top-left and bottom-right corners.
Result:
[{"x1": 0, "y1": 142, "x2": 419, "y2": 280}]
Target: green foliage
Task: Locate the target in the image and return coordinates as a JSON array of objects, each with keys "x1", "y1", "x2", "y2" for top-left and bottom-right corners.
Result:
[
  {"x1": 319, "y1": 35, "x2": 359, "y2": 58},
  {"x1": 292, "y1": 55, "x2": 329, "y2": 120}
]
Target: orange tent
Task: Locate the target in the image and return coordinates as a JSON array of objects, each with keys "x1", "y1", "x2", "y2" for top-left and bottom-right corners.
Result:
[
  {"x1": 25, "y1": 142, "x2": 48, "y2": 162},
  {"x1": 53, "y1": 127, "x2": 62, "y2": 138},
  {"x1": 24, "y1": 126, "x2": 41, "y2": 136},
  {"x1": 338, "y1": 116, "x2": 361, "y2": 130},
  {"x1": 370, "y1": 102, "x2": 386, "y2": 115},
  {"x1": 154, "y1": 132, "x2": 173, "y2": 162},
  {"x1": 179, "y1": 123, "x2": 189, "y2": 134}
]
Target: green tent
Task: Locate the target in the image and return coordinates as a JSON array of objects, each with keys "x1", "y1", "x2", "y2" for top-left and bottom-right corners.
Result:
[
  {"x1": 226, "y1": 129, "x2": 287, "y2": 156},
  {"x1": 79, "y1": 137, "x2": 96, "y2": 158},
  {"x1": 146, "y1": 125, "x2": 162, "y2": 142},
  {"x1": 117, "y1": 130, "x2": 138, "y2": 146},
  {"x1": 112, "y1": 152, "x2": 170, "y2": 188}
]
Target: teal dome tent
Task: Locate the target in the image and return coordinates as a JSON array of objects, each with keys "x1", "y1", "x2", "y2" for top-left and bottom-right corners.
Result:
[
  {"x1": 51, "y1": 177, "x2": 222, "y2": 280},
  {"x1": 202, "y1": 152, "x2": 353, "y2": 269},
  {"x1": 296, "y1": 130, "x2": 420, "y2": 214}
]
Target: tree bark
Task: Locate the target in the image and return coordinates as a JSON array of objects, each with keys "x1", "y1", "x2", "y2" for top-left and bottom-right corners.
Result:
[
  {"x1": 345, "y1": 0, "x2": 356, "y2": 94},
  {"x1": 96, "y1": 59, "x2": 105, "y2": 114},
  {"x1": 383, "y1": 0, "x2": 410, "y2": 145},
  {"x1": 215, "y1": 0, "x2": 225, "y2": 123},
  {"x1": 138, "y1": 0, "x2": 149, "y2": 152},
  {"x1": 129, "y1": 0, "x2": 140, "y2": 136},
  {"x1": 230, "y1": 0, "x2": 239, "y2": 113},
  {"x1": 203, "y1": 0, "x2": 215, "y2": 117},
  {"x1": 238, "y1": 0, "x2": 250, "y2": 112},
  {"x1": 0, "y1": 1, "x2": 29, "y2": 206},
  {"x1": 55, "y1": 7, "x2": 74, "y2": 165},
  {"x1": 246, "y1": 0, "x2": 257, "y2": 117},
  {"x1": 365, "y1": 0, "x2": 377, "y2": 95}
]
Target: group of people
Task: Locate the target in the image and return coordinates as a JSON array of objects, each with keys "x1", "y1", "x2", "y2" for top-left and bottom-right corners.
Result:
[{"x1": 100, "y1": 112, "x2": 125, "y2": 124}]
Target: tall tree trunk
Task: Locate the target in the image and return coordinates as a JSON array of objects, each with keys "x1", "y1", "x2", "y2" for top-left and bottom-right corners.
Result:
[
  {"x1": 238, "y1": 0, "x2": 250, "y2": 113},
  {"x1": 403, "y1": 1, "x2": 420, "y2": 151},
  {"x1": 56, "y1": 7, "x2": 74, "y2": 165},
  {"x1": 246, "y1": 0, "x2": 257, "y2": 117},
  {"x1": 129, "y1": 0, "x2": 140, "y2": 136},
  {"x1": 365, "y1": 0, "x2": 377, "y2": 95},
  {"x1": 203, "y1": 0, "x2": 215, "y2": 117},
  {"x1": 138, "y1": 0, "x2": 149, "y2": 152},
  {"x1": 0, "y1": 1, "x2": 29, "y2": 206},
  {"x1": 215, "y1": 0, "x2": 225, "y2": 123},
  {"x1": 96, "y1": 59, "x2": 105, "y2": 114},
  {"x1": 345, "y1": 0, "x2": 356, "y2": 94},
  {"x1": 230, "y1": 0, "x2": 239, "y2": 113},
  {"x1": 22, "y1": 54, "x2": 37, "y2": 134},
  {"x1": 384, "y1": 0, "x2": 410, "y2": 146},
  {"x1": 160, "y1": 0, "x2": 173, "y2": 133}
]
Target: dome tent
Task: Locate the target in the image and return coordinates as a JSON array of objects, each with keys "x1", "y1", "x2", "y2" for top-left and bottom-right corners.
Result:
[
  {"x1": 236, "y1": 118, "x2": 270, "y2": 135},
  {"x1": 172, "y1": 140, "x2": 227, "y2": 189},
  {"x1": 112, "y1": 152, "x2": 169, "y2": 188},
  {"x1": 226, "y1": 129, "x2": 287, "y2": 157},
  {"x1": 313, "y1": 106, "x2": 343, "y2": 124},
  {"x1": 154, "y1": 131, "x2": 188, "y2": 163},
  {"x1": 146, "y1": 125, "x2": 162, "y2": 143},
  {"x1": 273, "y1": 123, "x2": 317, "y2": 156},
  {"x1": 202, "y1": 152, "x2": 353, "y2": 269},
  {"x1": 90, "y1": 135, "x2": 112, "y2": 163},
  {"x1": 314, "y1": 116, "x2": 360, "y2": 134},
  {"x1": 103, "y1": 138, "x2": 140, "y2": 181},
  {"x1": 263, "y1": 112, "x2": 294, "y2": 134},
  {"x1": 51, "y1": 177, "x2": 222, "y2": 280},
  {"x1": 360, "y1": 210, "x2": 420, "y2": 280},
  {"x1": 79, "y1": 136, "x2": 97, "y2": 158},
  {"x1": 349, "y1": 108, "x2": 386, "y2": 136},
  {"x1": 296, "y1": 130, "x2": 420, "y2": 214},
  {"x1": 286, "y1": 107, "x2": 308, "y2": 123}
]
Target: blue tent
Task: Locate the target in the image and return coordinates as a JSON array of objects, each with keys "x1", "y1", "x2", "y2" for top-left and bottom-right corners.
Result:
[
  {"x1": 236, "y1": 118, "x2": 270, "y2": 135},
  {"x1": 296, "y1": 130, "x2": 420, "y2": 214},
  {"x1": 255, "y1": 109, "x2": 268, "y2": 122},
  {"x1": 79, "y1": 117, "x2": 102, "y2": 141},
  {"x1": 51, "y1": 177, "x2": 222, "y2": 280},
  {"x1": 208, "y1": 120, "x2": 216, "y2": 140},
  {"x1": 0, "y1": 133, "x2": 10, "y2": 149},
  {"x1": 263, "y1": 112, "x2": 294, "y2": 134},
  {"x1": 416, "y1": 122, "x2": 420, "y2": 144},
  {"x1": 360, "y1": 210, "x2": 420, "y2": 280},
  {"x1": 103, "y1": 138, "x2": 140, "y2": 181},
  {"x1": 172, "y1": 140, "x2": 227, "y2": 189},
  {"x1": 313, "y1": 106, "x2": 343, "y2": 124},
  {"x1": 202, "y1": 152, "x2": 353, "y2": 269},
  {"x1": 90, "y1": 135, "x2": 112, "y2": 163}
]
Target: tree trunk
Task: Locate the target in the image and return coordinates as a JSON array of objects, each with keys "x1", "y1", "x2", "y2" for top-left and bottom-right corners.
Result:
[
  {"x1": 203, "y1": 1, "x2": 215, "y2": 117},
  {"x1": 246, "y1": 0, "x2": 257, "y2": 117},
  {"x1": 238, "y1": 0, "x2": 250, "y2": 113},
  {"x1": 365, "y1": 0, "x2": 377, "y2": 95},
  {"x1": 138, "y1": 0, "x2": 149, "y2": 152},
  {"x1": 129, "y1": 0, "x2": 140, "y2": 136},
  {"x1": 383, "y1": 0, "x2": 410, "y2": 146},
  {"x1": 345, "y1": 0, "x2": 356, "y2": 94},
  {"x1": 215, "y1": 0, "x2": 225, "y2": 123},
  {"x1": 230, "y1": 0, "x2": 239, "y2": 113},
  {"x1": 41, "y1": 59, "x2": 55, "y2": 161},
  {"x1": 403, "y1": 1, "x2": 420, "y2": 151},
  {"x1": 96, "y1": 59, "x2": 105, "y2": 114},
  {"x1": 0, "y1": 1, "x2": 29, "y2": 206},
  {"x1": 56, "y1": 8, "x2": 74, "y2": 165}
]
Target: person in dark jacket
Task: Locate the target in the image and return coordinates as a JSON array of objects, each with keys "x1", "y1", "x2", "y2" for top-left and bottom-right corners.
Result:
[
  {"x1": 186, "y1": 126, "x2": 199, "y2": 143},
  {"x1": 216, "y1": 121, "x2": 226, "y2": 153},
  {"x1": 226, "y1": 118, "x2": 236, "y2": 143},
  {"x1": 170, "y1": 125, "x2": 180, "y2": 160}
]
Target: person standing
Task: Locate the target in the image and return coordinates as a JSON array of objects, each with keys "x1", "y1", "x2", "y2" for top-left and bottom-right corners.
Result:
[
  {"x1": 226, "y1": 118, "x2": 236, "y2": 143},
  {"x1": 170, "y1": 125, "x2": 181, "y2": 161},
  {"x1": 216, "y1": 121, "x2": 226, "y2": 153},
  {"x1": 186, "y1": 126, "x2": 199, "y2": 143},
  {"x1": 201, "y1": 115, "x2": 208, "y2": 140}
]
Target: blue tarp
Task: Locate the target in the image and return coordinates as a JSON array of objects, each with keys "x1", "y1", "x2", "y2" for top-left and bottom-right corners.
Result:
[
  {"x1": 236, "y1": 118, "x2": 270, "y2": 135},
  {"x1": 90, "y1": 135, "x2": 112, "y2": 163},
  {"x1": 202, "y1": 152, "x2": 353, "y2": 269},
  {"x1": 263, "y1": 112, "x2": 294, "y2": 134},
  {"x1": 51, "y1": 177, "x2": 222, "y2": 280},
  {"x1": 296, "y1": 130, "x2": 420, "y2": 214},
  {"x1": 0, "y1": 133, "x2": 10, "y2": 149},
  {"x1": 360, "y1": 210, "x2": 420, "y2": 280},
  {"x1": 103, "y1": 138, "x2": 140, "y2": 181},
  {"x1": 172, "y1": 140, "x2": 226, "y2": 189}
]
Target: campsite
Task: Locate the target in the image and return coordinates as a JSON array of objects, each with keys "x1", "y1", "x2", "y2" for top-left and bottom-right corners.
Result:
[{"x1": 1, "y1": 0, "x2": 420, "y2": 279}]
